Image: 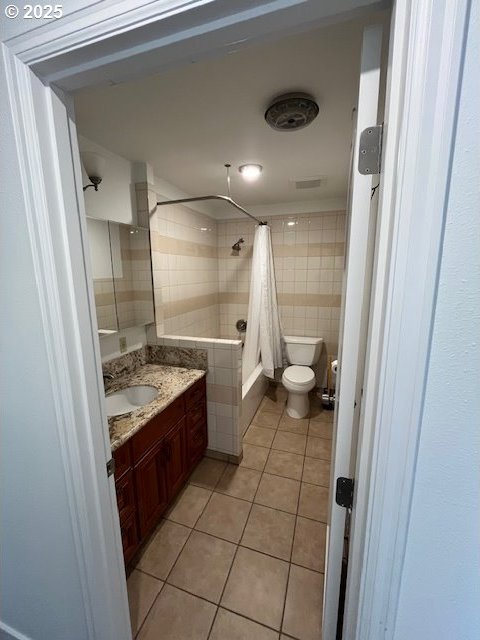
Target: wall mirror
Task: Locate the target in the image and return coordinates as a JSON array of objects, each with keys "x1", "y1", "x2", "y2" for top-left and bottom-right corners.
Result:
[{"x1": 86, "y1": 218, "x2": 155, "y2": 334}]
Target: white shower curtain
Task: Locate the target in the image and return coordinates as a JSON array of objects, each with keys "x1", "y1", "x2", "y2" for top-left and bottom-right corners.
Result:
[{"x1": 243, "y1": 224, "x2": 283, "y2": 380}]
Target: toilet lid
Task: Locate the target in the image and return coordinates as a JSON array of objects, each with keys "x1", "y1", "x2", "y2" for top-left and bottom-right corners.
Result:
[{"x1": 283, "y1": 365, "x2": 315, "y2": 385}]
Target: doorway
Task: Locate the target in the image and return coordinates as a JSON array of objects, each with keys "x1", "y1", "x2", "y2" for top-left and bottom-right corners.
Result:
[
  {"x1": 3, "y1": 1, "x2": 466, "y2": 639},
  {"x1": 73, "y1": 12, "x2": 388, "y2": 640}
]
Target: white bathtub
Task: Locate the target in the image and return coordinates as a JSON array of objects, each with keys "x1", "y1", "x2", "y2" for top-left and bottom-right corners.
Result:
[{"x1": 240, "y1": 362, "x2": 268, "y2": 435}]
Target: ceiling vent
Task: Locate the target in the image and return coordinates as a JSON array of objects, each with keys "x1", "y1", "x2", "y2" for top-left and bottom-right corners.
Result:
[
  {"x1": 265, "y1": 92, "x2": 319, "y2": 132},
  {"x1": 292, "y1": 176, "x2": 323, "y2": 190}
]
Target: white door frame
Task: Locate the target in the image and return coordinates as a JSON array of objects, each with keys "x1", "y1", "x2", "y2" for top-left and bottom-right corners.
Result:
[
  {"x1": 1, "y1": 0, "x2": 471, "y2": 638},
  {"x1": 344, "y1": 1, "x2": 470, "y2": 638},
  {"x1": 323, "y1": 23, "x2": 383, "y2": 640}
]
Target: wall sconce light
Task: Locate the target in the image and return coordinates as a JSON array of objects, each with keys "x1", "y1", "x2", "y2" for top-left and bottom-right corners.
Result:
[{"x1": 81, "y1": 152, "x2": 105, "y2": 192}]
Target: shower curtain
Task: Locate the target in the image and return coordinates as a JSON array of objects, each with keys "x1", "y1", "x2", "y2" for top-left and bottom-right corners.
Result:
[{"x1": 243, "y1": 224, "x2": 283, "y2": 380}]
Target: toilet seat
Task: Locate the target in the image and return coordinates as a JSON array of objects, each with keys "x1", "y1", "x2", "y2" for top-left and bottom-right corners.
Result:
[{"x1": 282, "y1": 365, "x2": 315, "y2": 391}]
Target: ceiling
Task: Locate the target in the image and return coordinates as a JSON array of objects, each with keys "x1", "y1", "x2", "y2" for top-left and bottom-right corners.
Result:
[{"x1": 74, "y1": 12, "x2": 389, "y2": 209}]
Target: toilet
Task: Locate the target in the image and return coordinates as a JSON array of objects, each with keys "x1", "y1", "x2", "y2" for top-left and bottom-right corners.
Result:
[{"x1": 281, "y1": 336, "x2": 323, "y2": 419}]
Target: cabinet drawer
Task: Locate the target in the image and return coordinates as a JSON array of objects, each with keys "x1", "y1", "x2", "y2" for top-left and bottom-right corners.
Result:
[
  {"x1": 186, "y1": 406, "x2": 207, "y2": 467},
  {"x1": 132, "y1": 396, "x2": 184, "y2": 463},
  {"x1": 187, "y1": 400, "x2": 206, "y2": 429},
  {"x1": 185, "y1": 377, "x2": 206, "y2": 410},
  {"x1": 120, "y1": 510, "x2": 139, "y2": 565},
  {"x1": 113, "y1": 442, "x2": 132, "y2": 480},
  {"x1": 115, "y1": 469, "x2": 135, "y2": 523}
]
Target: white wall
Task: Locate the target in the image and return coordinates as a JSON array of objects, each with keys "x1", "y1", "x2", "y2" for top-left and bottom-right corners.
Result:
[
  {"x1": 79, "y1": 134, "x2": 136, "y2": 225},
  {"x1": 393, "y1": 3, "x2": 480, "y2": 638},
  {"x1": 0, "y1": 49, "x2": 89, "y2": 640}
]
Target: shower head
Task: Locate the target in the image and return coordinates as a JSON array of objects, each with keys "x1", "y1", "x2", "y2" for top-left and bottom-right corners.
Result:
[{"x1": 232, "y1": 238, "x2": 245, "y2": 252}]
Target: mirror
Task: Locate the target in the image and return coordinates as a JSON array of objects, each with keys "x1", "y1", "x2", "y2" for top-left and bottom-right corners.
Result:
[
  {"x1": 87, "y1": 218, "x2": 118, "y2": 333},
  {"x1": 86, "y1": 218, "x2": 155, "y2": 334}
]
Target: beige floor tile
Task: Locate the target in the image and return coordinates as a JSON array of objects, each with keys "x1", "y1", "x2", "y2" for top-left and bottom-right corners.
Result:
[
  {"x1": 282, "y1": 565, "x2": 324, "y2": 640},
  {"x1": 210, "y1": 608, "x2": 279, "y2": 640},
  {"x1": 136, "y1": 519, "x2": 191, "y2": 580},
  {"x1": 308, "y1": 420, "x2": 333, "y2": 439},
  {"x1": 240, "y1": 443, "x2": 270, "y2": 471},
  {"x1": 260, "y1": 396, "x2": 285, "y2": 414},
  {"x1": 252, "y1": 410, "x2": 281, "y2": 430},
  {"x1": 189, "y1": 457, "x2": 227, "y2": 490},
  {"x1": 265, "y1": 450, "x2": 304, "y2": 481},
  {"x1": 137, "y1": 584, "x2": 216, "y2": 640},
  {"x1": 168, "y1": 530, "x2": 236, "y2": 603},
  {"x1": 221, "y1": 547, "x2": 289, "y2": 630},
  {"x1": 254, "y1": 473, "x2": 300, "y2": 514},
  {"x1": 241, "y1": 504, "x2": 295, "y2": 561},
  {"x1": 292, "y1": 517, "x2": 327, "y2": 572},
  {"x1": 298, "y1": 483, "x2": 329, "y2": 522},
  {"x1": 278, "y1": 414, "x2": 309, "y2": 435},
  {"x1": 244, "y1": 425, "x2": 276, "y2": 448},
  {"x1": 302, "y1": 457, "x2": 330, "y2": 487},
  {"x1": 127, "y1": 569, "x2": 163, "y2": 636},
  {"x1": 309, "y1": 404, "x2": 334, "y2": 422},
  {"x1": 195, "y1": 492, "x2": 251, "y2": 543},
  {"x1": 272, "y1": 431, "x2": 307, "y2": 455},
  {"x1": 265, "y1": 383, "x2": 288, "y2": 399},
  {"x1": 216, "y1": 464, "x2": 262, "y2": 501},
  {"x1": 305, "y1": 436, "x2": 331, "y2": 461},
  {"x1": 166, "y1": 484, "x2": 212, "y2": 527}
]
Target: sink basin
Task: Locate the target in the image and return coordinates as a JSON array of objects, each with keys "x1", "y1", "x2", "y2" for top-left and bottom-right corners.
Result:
[{"x1": 106, "y1": 385, "x2": 158, "y2": 417}]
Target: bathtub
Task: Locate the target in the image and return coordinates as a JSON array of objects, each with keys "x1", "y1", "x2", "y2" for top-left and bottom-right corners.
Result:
[{"x1": 240, "y1": 362, "x2": 268, "y2": 435}]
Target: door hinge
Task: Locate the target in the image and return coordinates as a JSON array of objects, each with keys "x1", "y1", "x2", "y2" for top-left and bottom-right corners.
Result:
[
  {"x1": 358, "y1": 125, "x2": 383, "y2": 175},
  {"x1": 335, "y1": 477, "x2": 354, "y2": 509},
  {"x1": 106, "y1": 458, "x2": 115, "y2": 477}
]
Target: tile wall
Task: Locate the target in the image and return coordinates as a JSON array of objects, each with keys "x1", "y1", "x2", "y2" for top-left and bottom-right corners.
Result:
[
  {"x1": 144, "y1": 184, "x2": 220, "y2": 339},
  {"x1": 217, "y1": 211, "x2": 346, "y2": 358},
  {"x1": 156, "y1": 335, "x2": 243, "y2": 458}
]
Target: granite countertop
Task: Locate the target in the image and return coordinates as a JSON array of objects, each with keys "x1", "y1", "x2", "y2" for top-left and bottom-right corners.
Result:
[{"x1": 107, "y1": 364, "x2": 206, "y2": 452}]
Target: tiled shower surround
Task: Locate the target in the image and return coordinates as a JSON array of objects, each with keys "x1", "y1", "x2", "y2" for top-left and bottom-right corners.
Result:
[
  {"x1": 145, "y1": 181, "x2": 345, "y2": 359},
  {"x1": 148, "y1": 191, "x2": 220, "y2": 338},
  {"x1": 154, "y1": 335, "x2": 243, "y2": 458},
  {"x1": 217, "y1": 212, "x2": 346, "y2": 356},
  {"x1": 140, "y1": 180, "x2": 345, "y2": 457}
]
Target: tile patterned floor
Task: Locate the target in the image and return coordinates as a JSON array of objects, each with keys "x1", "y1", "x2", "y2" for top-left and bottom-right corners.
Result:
[{"x1": 128, "y1": 385, "x2": 333, "y2": 640}]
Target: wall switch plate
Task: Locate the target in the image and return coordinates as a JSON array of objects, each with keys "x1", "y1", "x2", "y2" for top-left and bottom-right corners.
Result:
[{"x1": 119, "y1": 336, "x2": 127, "y2": 353}]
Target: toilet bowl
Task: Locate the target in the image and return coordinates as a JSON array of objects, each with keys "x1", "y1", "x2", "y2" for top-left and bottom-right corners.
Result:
[{"x1": 281, "y1": 336, "x2": 323, "y2": 419}]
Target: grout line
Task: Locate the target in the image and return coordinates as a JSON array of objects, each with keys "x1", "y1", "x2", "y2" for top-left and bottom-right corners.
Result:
[
  {"x1": 133, "y1": 393, "x2": 331, "y2": 639},
  {"x1": 131, "y1": 574, "x2": 165, "y2": 639},
  {"x1": 206, "y1": 466, "x2": 259, "y2": 638},
  {"x1": 135, "y1": 483, "x2": 219, "y2": 637}
]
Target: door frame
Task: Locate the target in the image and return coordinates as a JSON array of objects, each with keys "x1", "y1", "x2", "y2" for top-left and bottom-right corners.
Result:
[
  {"x1": 323, "y1": 23, "x2": 383, "y2": 640},
  {"x1": 1, "y1": 0, "x2": 471, "y2": 638}
]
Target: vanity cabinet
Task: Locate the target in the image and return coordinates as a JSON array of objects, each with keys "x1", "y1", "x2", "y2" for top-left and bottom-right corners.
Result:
[{"x1": 112, "y1": 376, "x2": 206, "y2": 564}]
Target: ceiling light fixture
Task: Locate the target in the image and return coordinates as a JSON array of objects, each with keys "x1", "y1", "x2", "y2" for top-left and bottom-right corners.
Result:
[{"x1": 238, "y1": 164, "x2": 263, "y2": 181}]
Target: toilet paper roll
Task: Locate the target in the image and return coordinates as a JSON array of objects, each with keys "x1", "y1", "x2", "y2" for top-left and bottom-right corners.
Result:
[{"x1": 331, "y1": 360, "x2": 338, "y2": 375}]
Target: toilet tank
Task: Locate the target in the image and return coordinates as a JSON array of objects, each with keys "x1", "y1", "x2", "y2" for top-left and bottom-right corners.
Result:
[{"x1": 284, "y1": 336, "x2": 323, "y2": 365}]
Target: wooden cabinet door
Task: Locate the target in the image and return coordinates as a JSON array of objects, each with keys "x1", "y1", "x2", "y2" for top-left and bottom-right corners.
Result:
[
  {"x1": 120, "y1": 510, "x2": 139, "y2": 565},
  {"x1": 135, "y1": 443, "x2": 168, "y2": 539},
  {"x1": 164, "y1": 418, "x2": 187, "y2": 501},
  {"x1": 186, "y1": 402, "x2": 207, "y2": 467}
]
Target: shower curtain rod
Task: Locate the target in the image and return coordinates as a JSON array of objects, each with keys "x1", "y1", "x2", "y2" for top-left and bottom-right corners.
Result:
[{"x1": 155, "y1": 195, "x2": 267, "y2": 225}]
